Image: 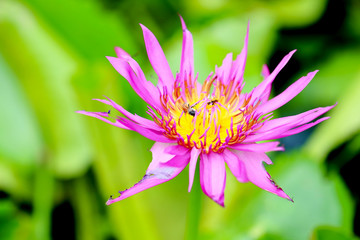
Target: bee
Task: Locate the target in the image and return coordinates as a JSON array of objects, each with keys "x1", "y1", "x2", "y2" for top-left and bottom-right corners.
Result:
[
  {"x1": 207, "y1": 99, "x2": 218, "y2": 105},
  {"x1": 182, "y1": 102, "x2": 198, "y2": 116}
]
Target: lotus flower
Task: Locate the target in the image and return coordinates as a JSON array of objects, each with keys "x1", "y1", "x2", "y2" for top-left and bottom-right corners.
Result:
[{"x1": 78, "y1": 17, "x2": 334, "y2": 206}]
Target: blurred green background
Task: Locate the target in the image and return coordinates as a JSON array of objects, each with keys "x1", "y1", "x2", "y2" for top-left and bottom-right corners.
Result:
[{"x1": 0, "y1": 0, "x2": 359, "y2": 239}]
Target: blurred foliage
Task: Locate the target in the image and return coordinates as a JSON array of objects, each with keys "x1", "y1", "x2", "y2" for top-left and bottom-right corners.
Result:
[{"x1": 0, "y1": 0, "x2": 359, "y2": 239}]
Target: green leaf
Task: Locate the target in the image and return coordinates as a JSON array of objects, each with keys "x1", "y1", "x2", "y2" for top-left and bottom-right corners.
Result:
[
  {"x1": 0, "y1": 54, "x2": 42, "y2": 166},
  {"x1": 305, "y1": 67, "x2": 360, "y2": 161},
  {"x1": 198, "y1": 151, "x2": 354, "y2": 240},
  {"x1": 311, "y1": 226, "x2": 359, "y2": 240}
]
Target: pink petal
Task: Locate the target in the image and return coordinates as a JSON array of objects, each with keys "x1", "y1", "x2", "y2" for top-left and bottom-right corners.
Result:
[
  {"x1": 179, "y1": 16, "x2": 194, "y2": 78},
  {"x1": 106, "y1": 56, "x2": 162, "y2": 111},
  {"x1": 77, "y1": 110, "x2": 129, "y2": 130},
  {"x1": 250, "y1": 50, "x2": 297, "y2": 104},
  {"x1": 261, "y1": 64, "x2": 270, "y2": 78},
  {"x1": 117, "y1": 117, "x2": 174, "y2": 143},
  {"x1": 231, "y1": 150, "x2": 293, "y2": 201},
  {"x1": 94, "y1": 98, "x2": 163, "y2": 131},
  {"x1": 223, "y1": 149, "x2": 248, "y2": 182},
  {"x1": 257, "y1": 70, "x2": 318, "y2": 114},
  {"x1": 188, "y1": 147, "x2": 201, "y2": 192},
  {"x1": 200, "y1": 152, "x2": 226, "y2": 206},
  {"x1": 230, "y1": 141, "x2": 284, "y2": 152},
  {"x1": 106, "y1": 142, "x2": 190, "y2": 205},
  {"x1": 259, "y1": 64, "x2": 271, "y2": 102},
  {"x1": 149, "y1": 142, "x2": 177, "y2": 167},
  {"x1": 140, "y1": 24, "x2": 174, "y2": 93},
  {"x1": 258, "y1": 104, "x2": 336, "y2": 133},
  {"x1": 232, "y1": 21, "x2": 249, "y2": 85},
  {"x1": 276, "y1": 117, "x2": 330, "y2": 139},
  {"x1": 218, "y1": 53, "x2": 233, "y2": 85}
]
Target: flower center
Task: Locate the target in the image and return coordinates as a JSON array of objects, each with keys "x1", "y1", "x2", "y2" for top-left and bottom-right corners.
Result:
[{"x1": 151, "y1": 75, "x2": 263, "y2": 153}]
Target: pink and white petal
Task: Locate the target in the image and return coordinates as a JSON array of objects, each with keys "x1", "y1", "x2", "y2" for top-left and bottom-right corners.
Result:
[
  {"x1": 117, "y1": 117, "x2": 175, "y2": 143},
  {"x1": 223, "y1": 149, "x2": 248, "y2": 182},
  {"x1": 77, "y1": 110, "x2": 129, "y2": 130},
  {"x1": 179, "y1": 16, "x2": 194, "y2": 78},
  {"x1": 231, "y1": 150, "x2": 293, "y2": 201},
  {"x1": 106, "y1": 56, "x2": 162, "y2": 110},
  {"x1": 140, "y1": 24, "x2": 174, "y2": 92},
  {"x1": 106, "y1": 147, "x2": 190, "y2": 205},
  {"x1": 200, "y1": 152, "x2": 226, "y2": 206},
  {"x1": 188, "y1": 147, "x2": 201, "y2": 192},
  {"x1": 95, "y1": 98, "x2": 163, "y2": 131},
  {"x1": 230, "y1": 141, "x2": 284, "y2": 152},
  {"x1": 149, "y1": 142, "x2": 177, "y2": 169},
  {"x1": 257, "y1": 70, "x2": 318, "y2": 114},
  {"x1": 250, "y1": 50, "x2": 296, "y2": 103},
  {"x1": 258, "y1": 104, "x2": 336, "y2": 133}
]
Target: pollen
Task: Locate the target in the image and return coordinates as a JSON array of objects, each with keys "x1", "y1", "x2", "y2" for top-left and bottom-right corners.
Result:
[{"x1": 151, "y1": 74, "x2": 264, "y2": 153}]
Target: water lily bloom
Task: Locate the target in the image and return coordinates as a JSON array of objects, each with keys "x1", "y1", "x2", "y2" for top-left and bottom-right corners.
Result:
[{"x1": 78, "y1": 17, "x2": 335, "y2": 207}]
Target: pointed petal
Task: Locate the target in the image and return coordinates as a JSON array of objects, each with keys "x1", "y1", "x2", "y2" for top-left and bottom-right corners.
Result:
[
  {"x1": 257, "y1": 70, "x2": 318, "y2": 114},
  {"x1": 250, "y1": 50, "x2": 297, "y2": 104},
  {"x1": 106, "y1": 142, "x2": 190, "y2": 205},
  {"x1": 179, "y1": 16, "x2": 194, "y2": 78},
  {"x1": 77, "y1": 110, "x2": 129, "y2": 130},
  {"x1": 258, "y1": 104, "x2": 336, "y2": 133},
  {"x1": 140, "y1": 24, "x2": 174, "y2": 92},
  {"x1": 276, "y1": 117, "x2": 330, "y2": 139},
  {"x1": 231, "y1": 150, "x2": 293, "y2": 201},
  {"x1": 223, "y1": 149, "x2": 248, "y2": 182},
  {"x1": 232, "y1": 21, "x2": 249, "y2": 85},
  {"x1": 230, "y1": 141, "x2": 284, "y2": 152},
  {"x1": 218, "y1": 53, "x2": 233, "y2": 85},
  {"x1": 117, "y1": 117, "x2": 174, "y2": 143},
  {"x1": 188, "y1": 148, "x2": 201, "y2": 192},
  {"x1": 200, "y1": 152, "x2": 226, "y2": 206},
  {"x1": 260, "y1": 64, "x2": 271, "y2": 102},
  {"x1": 95, "y1": 98, "x2": 163, "y2": 131},
  {"x1": 106, "y1": 55, "x2": 162, "y2": 110}
]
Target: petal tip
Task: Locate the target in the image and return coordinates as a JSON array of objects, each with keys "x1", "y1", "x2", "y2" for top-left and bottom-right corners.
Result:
[{"x1": 178, "y1": 14, "x2": 187, "y2": 30}]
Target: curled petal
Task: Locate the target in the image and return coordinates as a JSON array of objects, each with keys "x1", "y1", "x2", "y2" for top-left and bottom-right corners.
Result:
[
  {"x1": 230, "y1": 150, "x2": 293, "y2": 201},
  {"x1": 200, "y1": 152, "x2": 226, "y2": 206},
  {"x1": 106, "y1": 55, "x2": 162, "y2": 111},
  {"x1": 107, "y1": 142, "x2": 190, "y2": 205}
]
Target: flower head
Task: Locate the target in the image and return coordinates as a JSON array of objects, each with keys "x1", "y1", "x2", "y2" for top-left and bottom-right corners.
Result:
[{"x1": 78, "y1": 17, "x2": 334, "y2": 206}]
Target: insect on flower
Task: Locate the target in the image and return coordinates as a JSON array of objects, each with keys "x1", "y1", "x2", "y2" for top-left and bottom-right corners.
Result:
[
  {"x1": 78, "y1": 16, "x2": 335, "y2": 207},
  {"x1": 182, "y1": 101, "x2": 200, "y2": 116}
]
